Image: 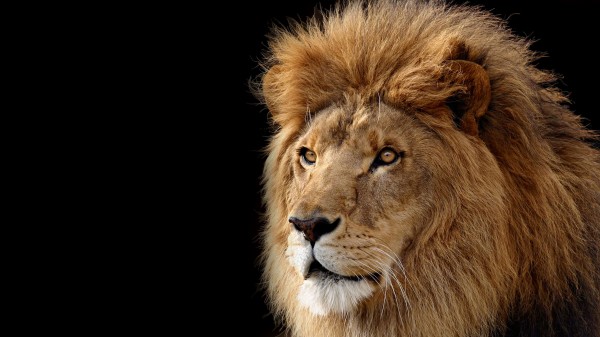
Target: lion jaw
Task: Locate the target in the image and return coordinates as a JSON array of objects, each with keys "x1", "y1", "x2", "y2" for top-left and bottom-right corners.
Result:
[{"x1": 286, "y1": 230, "x2": 375, "y2": 316}]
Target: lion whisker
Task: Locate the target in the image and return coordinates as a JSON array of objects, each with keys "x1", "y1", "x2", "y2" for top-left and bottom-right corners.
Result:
[
  {"x1": 370, "y1": 241, "x2": 416, "y2": 295},
  {"x1": 357, "y1": 247, "x2": 411, "y2": 326},
  {"x1": 367, "y1": 244, "x2": 413, "y2": 312}
]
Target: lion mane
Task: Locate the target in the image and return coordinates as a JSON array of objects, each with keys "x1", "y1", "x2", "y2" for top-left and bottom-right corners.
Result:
[{"x1": 254, "y1": 1, "x2": 600, "y2": 336}]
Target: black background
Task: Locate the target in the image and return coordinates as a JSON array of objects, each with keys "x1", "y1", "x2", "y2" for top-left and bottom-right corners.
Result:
[{"x1": 222, "y1": 1, "x2": 599, "y2": 336}]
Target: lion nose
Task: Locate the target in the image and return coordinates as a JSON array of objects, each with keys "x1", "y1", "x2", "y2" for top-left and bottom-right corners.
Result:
[{"x1": 289, "y1": 217, "x2": 340, "y2": 245}]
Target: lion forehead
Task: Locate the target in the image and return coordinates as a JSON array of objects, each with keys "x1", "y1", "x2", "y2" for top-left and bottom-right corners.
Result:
[{"x1": 299, "y1": 103, "x2": 421, "y2": 154}]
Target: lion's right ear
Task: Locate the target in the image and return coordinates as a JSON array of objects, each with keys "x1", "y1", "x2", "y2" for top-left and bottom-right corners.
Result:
[
  {"x1": 262, "y1": 64, "x2": 326, "y2": 128},
  {"x1": 262, "y1": 65, "x2": 285, "y2": 122}
]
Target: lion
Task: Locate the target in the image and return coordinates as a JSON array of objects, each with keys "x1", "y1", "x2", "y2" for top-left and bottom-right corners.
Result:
[{"x1": 253, "y1": 1, "x2": 600, "y2": 336}]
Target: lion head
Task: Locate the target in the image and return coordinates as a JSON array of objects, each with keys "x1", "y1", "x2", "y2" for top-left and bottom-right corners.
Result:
[{"x1": 254, "y1": 1, "x2": 600, "y2": 336}]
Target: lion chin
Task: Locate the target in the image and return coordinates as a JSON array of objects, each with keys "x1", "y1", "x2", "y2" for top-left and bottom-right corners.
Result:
[
  {"x1": 297, "y1": 274, "x2": 374, "y2": 316},
  {"x1": 287, "y1": 231, "x2": 376, "y2": 316}
]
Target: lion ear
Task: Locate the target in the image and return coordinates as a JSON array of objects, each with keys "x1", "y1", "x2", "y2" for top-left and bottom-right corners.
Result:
[
  {"x1": 444, "y1": 60, "x2": 491, "y2": 136},
  {"x1": 262, "y1": 65, "x2": 284, "y2": 121}
]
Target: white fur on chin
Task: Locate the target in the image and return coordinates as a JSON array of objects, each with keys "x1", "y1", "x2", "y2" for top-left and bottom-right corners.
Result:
[{"x1": 298, "y1": 276, "x2": 374, "y2": 316}]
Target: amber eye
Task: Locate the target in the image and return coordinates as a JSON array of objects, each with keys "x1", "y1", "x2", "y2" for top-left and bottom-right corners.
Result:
[
  {"x1": 378, "y1": 148, "x2": 397, "y2": 164},
  {"x1": 370, "y1": 147, "x2": 401, "y2": 171},
  {"x1": 299, "y1": 147, "x2": 317, "y2": 165}
]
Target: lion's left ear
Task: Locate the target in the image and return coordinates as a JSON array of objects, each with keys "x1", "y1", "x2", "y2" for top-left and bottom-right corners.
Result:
[{"x1": 443, "y1": 60, "x2": 491, "y2": 136}]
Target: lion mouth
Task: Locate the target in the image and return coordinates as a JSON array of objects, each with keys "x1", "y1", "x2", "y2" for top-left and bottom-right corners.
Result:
[{"x1": 306, "y1": 260, "x2": 380, "y2": 282}]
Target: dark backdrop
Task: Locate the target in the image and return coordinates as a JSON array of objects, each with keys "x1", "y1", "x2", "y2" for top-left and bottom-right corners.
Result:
[{"x1": 231, "y1": 1, "x2": 598, "y2": 336}]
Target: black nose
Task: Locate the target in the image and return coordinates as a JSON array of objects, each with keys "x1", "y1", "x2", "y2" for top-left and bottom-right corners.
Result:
[{"x1": 289, "y1": 217, "x2": 340, "y2": 245}]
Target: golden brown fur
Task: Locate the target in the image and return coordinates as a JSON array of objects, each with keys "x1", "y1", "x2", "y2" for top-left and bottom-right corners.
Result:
[{"x1": 254, "y1": 1, "x2": 600, "y2": 336}]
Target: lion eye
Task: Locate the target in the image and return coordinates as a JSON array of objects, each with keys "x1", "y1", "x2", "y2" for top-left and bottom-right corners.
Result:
[
  {"x1": 299, "y1": 147, "x2": 317, "y2": 165},
  {"x1": 378, "y1": 148, "x2": 397, "y2": 164},
  {"x1": 371, "y1": 147, "x2": 400, "y2": 171}
]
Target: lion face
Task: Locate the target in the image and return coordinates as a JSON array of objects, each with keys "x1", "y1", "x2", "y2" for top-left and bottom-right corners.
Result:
[{"x1": 284, "y1": 102, "x2": 437, "y2": 315}]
